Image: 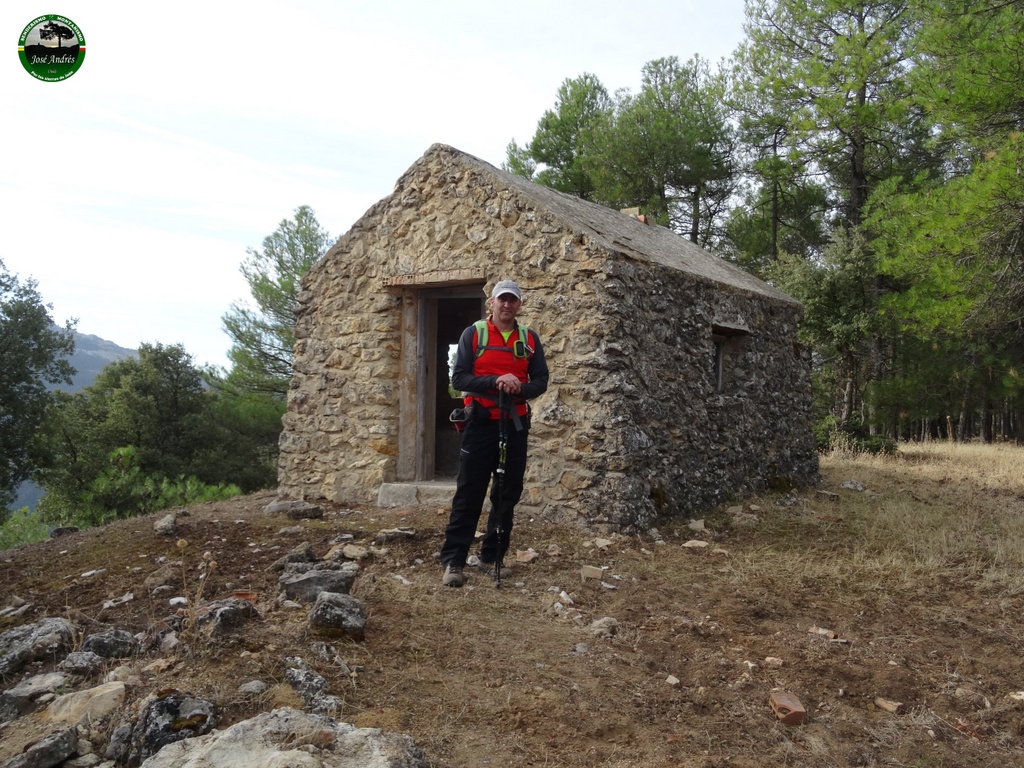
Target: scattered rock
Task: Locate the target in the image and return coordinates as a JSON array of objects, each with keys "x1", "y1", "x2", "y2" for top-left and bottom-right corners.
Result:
[
  {"x1": 517, "y1": 548, "x2": 540, "y2": 563},
  {"x1": 589, "y1": 617, "x2": 619, "y2": 639},
  {"x1": 0, "y1": 602, "x2": 32, "y2": 620},
  {"x1": 60, "y1": 652, "x2": 107, "y2": 676},
  {"x1": 267, "y1": 541, "x2": 318, "y2": 572},
  {"x1": 279, "y1": 563, "x2": 359, "y2": 603},
  {"x1": 376, "y1": 527, "x2": 415, "y2": 542},
  {"x1": 81, "y1": 630, "x2": 139, "y2": 659},
  {"x1": 237, "y1": 680, "x2": 269, "y2": 696},
  {"x1": 682, "y1": 539, "x2": 709, "y2": 549},
  {"x1": 153, "y1": 514, "x2": 177, "y2": 536},
  {"x1": 0, "y1": 672, "x2": 69, "y2": 722},
  {"x1": 136, "y1": 707, "x2": 426, "y2": 768},
  {"x1": 309, "y1": 592, "x2": 367, "y2": 641},
  {"x1": 283, "y1": 658, "x2": 344, "y2": 715},
  {"x1": 129, "y1": 690, "x2": 217, "y2": 765},
  {"x1": 580, "y1": 565, "x2": 604, "y2": 581},
  {"x1": 193, "y1": 599, "x2": 261, "y2": 633},
  {"x1": 0, "y1": 617, "x2": 75, "y2": 677},
  {"x1": 1, "y1": 727, "x2": 77, "y2": 768},
  {"x1": 840, "y1": 480, "x2": 865, "y2": 492},
  {"x1": 42, "y1": 681, "x2": 126, "y2": 727},
  {"x1": 143, "y1": 564, "x2": 178, "y2": 593},
  {"x1": 769, "y1": 690, "x2": 807, "y2": 725}
]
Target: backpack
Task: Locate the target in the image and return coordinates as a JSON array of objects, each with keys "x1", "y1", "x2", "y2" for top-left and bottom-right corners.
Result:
[
  {"x1": 447, "y1": 320, "x2": 534, "y2": 401},
  {"x1": 471, "y1": 319, "x2": 534, "y2": 360}
]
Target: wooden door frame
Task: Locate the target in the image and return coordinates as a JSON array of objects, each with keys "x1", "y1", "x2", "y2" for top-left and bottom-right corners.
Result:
[{"x1": 396, "y1": 281, "x2": 485, "y2": 481}]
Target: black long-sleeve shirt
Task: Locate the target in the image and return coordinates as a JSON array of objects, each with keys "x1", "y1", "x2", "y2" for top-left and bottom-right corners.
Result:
[{"x1": 451, "y1": 321, "x2": 549, "y2": 401}]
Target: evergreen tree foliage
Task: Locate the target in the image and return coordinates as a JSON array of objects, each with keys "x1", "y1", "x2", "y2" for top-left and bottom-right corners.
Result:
[
  {"x1": 504, "y1": 73, "x2": 610, "y2": 199},
  {"x1": 504, "y1": 2, "x2": 1024, "y2": 442},
  {"x1": 222, "y1": 205, "x2": 332, "y2": 398},
  {"x1": 35, "y1": 343, "x2": 274, "y2": 525},
  {"x1": 586, "y1": 56, "x2": 736, "y2": 245},
  {"x1": 867, "y1": 0, "x2": 1024, "y2": 440},
  {"x1": 737, "y1": 0, "x2": 920, "y2": 227},
  {"x1": 508, "y1": 59, "x2": 736, "y2": 246},
  {"x1": 734, "y1": 0, "x2": 936, "y2": 441},
  {"x1": 0, "y1": 259, "x2": 75, "y2": 512}
]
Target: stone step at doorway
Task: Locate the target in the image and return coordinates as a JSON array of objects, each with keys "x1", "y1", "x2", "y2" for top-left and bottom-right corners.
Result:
[{"x1": 377, "y1": 481, "x2": 455, "y2": 508}]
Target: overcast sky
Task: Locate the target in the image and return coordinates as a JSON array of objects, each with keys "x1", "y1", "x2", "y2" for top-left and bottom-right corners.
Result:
[{"x1": 3, "y1": 1, "x2": 747, "y2": 369}]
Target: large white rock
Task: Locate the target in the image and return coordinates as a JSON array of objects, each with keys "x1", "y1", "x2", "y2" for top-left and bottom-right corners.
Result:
[
  {"x1": 43, "y1": 681, "x2": 126, "y2": 726},
  {"x1": 139, "y1": 707, "x2": 425, "y2": 768}
]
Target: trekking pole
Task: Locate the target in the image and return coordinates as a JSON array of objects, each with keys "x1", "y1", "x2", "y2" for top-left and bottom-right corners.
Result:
[{"x1": 494, "y1": 390, "x2": 509, "y2": 589}]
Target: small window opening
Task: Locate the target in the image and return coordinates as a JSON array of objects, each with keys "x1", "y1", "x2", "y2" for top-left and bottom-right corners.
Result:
[
  {"x1": 710, "y1": 322, "x2": 750, "y2": 393},
  {"x1": 713, "y1": 337, "x2": 726, "y2": 392}
]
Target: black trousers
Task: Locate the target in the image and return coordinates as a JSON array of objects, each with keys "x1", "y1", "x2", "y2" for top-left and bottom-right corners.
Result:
[{"x1": 440, "y1": 415, "x2": 529, "y2": 568}]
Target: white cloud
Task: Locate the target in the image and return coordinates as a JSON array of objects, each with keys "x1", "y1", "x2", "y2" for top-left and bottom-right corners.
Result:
[{"x1": 1, "y1": 0, "x2": 746, "y2": 369}]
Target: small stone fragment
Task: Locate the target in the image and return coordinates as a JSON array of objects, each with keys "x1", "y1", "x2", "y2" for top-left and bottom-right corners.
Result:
[{"x1": 769, "y1": 691, "x2": 807, "y2": 725}]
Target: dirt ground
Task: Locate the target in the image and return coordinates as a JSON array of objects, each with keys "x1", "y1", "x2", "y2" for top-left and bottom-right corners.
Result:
[{"x1": 2, "y1": 444, "x2": 1024, "y2": 767}]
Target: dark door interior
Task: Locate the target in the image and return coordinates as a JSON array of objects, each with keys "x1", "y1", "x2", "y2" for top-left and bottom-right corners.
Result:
[{"x1": 434, "y1": 298, "x2": 484, "y2": 477}]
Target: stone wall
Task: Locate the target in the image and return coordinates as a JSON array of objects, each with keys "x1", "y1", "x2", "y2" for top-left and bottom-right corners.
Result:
[{"x1": 278, "y1": 145, "x2": 818, "y2": 532}]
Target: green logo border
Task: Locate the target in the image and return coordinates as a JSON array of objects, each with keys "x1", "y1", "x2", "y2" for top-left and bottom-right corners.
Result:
[{"x1": 18, "y1": 14, "x2": 86, "y2": 82}]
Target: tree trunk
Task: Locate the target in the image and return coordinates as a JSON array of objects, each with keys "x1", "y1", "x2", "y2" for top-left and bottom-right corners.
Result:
[
  {"x1": 689, "y1": 186, "x2": 701, "y2": 244},
  {"x1": 840, "y1": 377, "x2": 855, "y2": 428}
]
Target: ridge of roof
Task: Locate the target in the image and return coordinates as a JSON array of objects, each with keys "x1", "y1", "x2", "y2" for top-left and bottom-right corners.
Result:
[{"x1": 425, "y1": 143, "x2": 799, "y2": 306}]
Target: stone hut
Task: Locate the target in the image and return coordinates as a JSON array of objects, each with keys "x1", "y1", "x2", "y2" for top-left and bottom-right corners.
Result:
[{"x1": 278, "y1": 143, "x2": 818, "y2": 532}]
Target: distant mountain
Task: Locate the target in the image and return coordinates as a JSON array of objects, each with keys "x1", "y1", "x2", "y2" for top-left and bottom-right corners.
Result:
[
  {"x1": 10, "y1": 331, "x2": 136, "y2": 512},
  {"x1": 63, "y1": 331, "x2": 137, "y2": 391}
]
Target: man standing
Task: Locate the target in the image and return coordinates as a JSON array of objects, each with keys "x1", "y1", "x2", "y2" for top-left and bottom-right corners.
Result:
[{"x1": 440, "y1": 279, "x2": 549, "y2": 587}]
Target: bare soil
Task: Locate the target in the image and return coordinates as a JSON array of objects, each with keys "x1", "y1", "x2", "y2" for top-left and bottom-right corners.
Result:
[{"x1": 2, "y1": 444, "x2": 1024, "y2": 767}]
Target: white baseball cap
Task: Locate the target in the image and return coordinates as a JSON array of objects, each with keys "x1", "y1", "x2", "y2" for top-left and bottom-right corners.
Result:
[{"x1": 490, "y1": 280, "x2": 522, "y2": 300}]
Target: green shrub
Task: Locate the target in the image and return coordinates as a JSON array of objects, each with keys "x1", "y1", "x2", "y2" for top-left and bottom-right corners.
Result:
[
  {"x1": 815, "y1": 417, "x2": 898, "y2": 456},
  {"x1": 0, "y1": 507, "x2": 50, "y2": 551},
  {"x1": 42, "y1": 446, "x2": 242, "y2": 528}
]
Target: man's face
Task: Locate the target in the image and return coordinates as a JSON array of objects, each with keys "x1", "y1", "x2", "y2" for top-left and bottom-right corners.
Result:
[{"x1": 491, "y1": 293, "x2": 521, "y2": 323}]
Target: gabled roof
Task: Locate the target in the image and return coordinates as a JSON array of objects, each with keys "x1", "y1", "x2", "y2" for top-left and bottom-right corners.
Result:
[{"x1": 424, "y1": 144, "x2": 799, "y2": 305}]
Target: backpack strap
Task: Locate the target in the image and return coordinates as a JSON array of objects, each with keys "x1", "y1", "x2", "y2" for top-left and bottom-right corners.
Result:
[
  {"x1": 472, "y1": 320, "x2": 489, "y2": 358},
  {"x1": 473, "y1": 320, "x2": 534, "y2": 359}
]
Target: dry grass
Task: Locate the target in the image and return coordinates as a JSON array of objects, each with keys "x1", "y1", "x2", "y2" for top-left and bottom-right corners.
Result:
[{"x1": 2, "y1": 445, "x2": 1024, "y2": 767}]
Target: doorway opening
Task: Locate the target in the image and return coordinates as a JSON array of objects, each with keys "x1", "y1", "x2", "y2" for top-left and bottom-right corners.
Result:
[{"x1": 434, "y1": 297, "x2": 485, "y2": 477}]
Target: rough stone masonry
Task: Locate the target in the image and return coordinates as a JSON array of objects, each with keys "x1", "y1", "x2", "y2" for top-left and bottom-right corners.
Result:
[{"x1": 277, "y1": 144, "x2": 818, "y2": 532}]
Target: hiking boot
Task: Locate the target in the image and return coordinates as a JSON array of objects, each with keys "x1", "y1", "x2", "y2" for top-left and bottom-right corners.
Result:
[
  {"x1": 442, "y1": 565, "x2": 465, "y2": 588},
  {"x1": 478, "y1": 561, "x2": 512, "y2": 580}
]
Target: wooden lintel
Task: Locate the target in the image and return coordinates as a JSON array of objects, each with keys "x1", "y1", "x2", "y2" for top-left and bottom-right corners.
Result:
[{"x1": 381, "y1": 269, "x2": 486, "y2": 289}]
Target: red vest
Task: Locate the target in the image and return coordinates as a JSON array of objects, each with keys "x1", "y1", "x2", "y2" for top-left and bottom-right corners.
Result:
[{"x1": 464, "y1": 319, "x2": 532, "y2": 419}]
